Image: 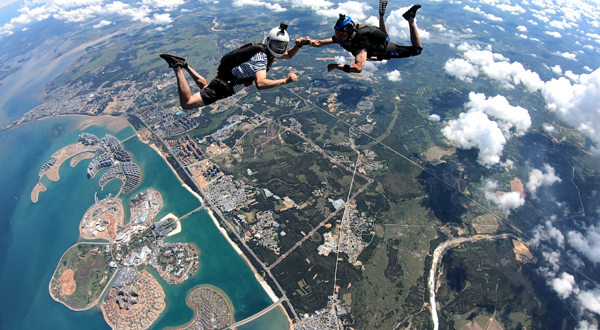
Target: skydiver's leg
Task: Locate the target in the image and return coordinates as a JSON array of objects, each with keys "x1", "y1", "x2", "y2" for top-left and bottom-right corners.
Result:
[
  {"x1": 184, "y1": 65, "x2": 208, "y2": 89},
  {"x1": 379, "y1": 0, "x2": 389, "y2": 35},
  {"x1": 174, "y1": 67, "x2": 206, "y2": 109},
  {"x1": 408, "y1": 18, "x2": 422, "y2": 49}
]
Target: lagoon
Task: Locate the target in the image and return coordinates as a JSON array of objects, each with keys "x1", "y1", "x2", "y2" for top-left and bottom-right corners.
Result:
[{"x1": 0, "y1": 116, "x2": 290, "y2": 329}]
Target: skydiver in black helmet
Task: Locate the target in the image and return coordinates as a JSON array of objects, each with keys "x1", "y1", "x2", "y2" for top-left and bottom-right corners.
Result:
[
  {"x1": 299, "y1": 1, "x2": 423, "y2": 74},
  {"x1": 159, "y1": 23, "x2": 305, "y2": 110}
]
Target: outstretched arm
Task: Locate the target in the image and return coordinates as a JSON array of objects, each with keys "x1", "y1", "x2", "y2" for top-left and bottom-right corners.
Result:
[
  {"x1": 254, "y1": 70, "x2": 298, "y2": 90},
  {"x1": 327, "y1": 49, "x2": 367, "y2": 73},
  {"x1": 307, "y1": 37, "x2": 335, "y2": 47},
  {"x1": 280, "y1": 38, "x2": 307, "y2": 60}
]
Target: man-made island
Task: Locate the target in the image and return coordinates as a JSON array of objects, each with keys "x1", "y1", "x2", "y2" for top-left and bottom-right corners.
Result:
[
  {"x1": 167, "y1": 285, "x2": 234, "y2": 330},
  {"x1": 49, "y1": 183, "x2": 199, "y2": 329}
]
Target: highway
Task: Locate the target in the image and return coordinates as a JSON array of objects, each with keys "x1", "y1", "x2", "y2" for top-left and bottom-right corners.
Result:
[{"x1": 224, "y1": 298, "x2": 286, "y2": 329}]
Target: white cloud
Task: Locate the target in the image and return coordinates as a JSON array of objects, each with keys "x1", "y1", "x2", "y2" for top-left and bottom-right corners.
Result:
[
  {"x1": 551, "y1": 272, "x2": 576, "y2": 298},
  {"x1": 542, "y1": 68, "x2": 600, "y2": 150},
  {"x1": 577, "y1": 320, "x2": 599, "y2": 330},
  {"x1": 528, "y1": 19, "x2": 539, "y2": 25},
  {"x1": 584, "y1": 66, "x2": 593, "y2": 72},
  {"x1": 551, "y1": 64, "x2": 562, "y2": 75},
  {"x1": 445, "y1": 44, "x2": 545, "y2": 93},
  {"x1": 527, "y1": 164, "x2": 562, "y2": 195},
  {"x1": 549, "y1": 20, "x2": 574, "y2": 29},
  {"x1": 92, "y1": 19, "x2": 111, "y2": 28},
  {"x1": 483, "y1": 180, "x2": 525, "y2": 214},
  {"x1": 543, "y1": 123, "x2": 556, "y2": 132},
  {"x1": 545, "y1": 31, "x2": 563, "y2": 38},
  {"x1": 232, "y1": 0, "x2": 286, "y2": 12},
  {"x1": 496, "y1": 4, "x2": 526, "y2": 14},
  {"x1": 290, "y1": 0, "x2": 332, "y2": 10},
  {"x1": 428, "y1": 114, "x2": 441, "y2": 122},
  {"x1": 443, "y1": 111, "x2": 506, "y2": 166},
  {"x1": 463, "y1": 5, "x2": 503, "y2": 21},
  {"x1": 386, "y1": 70, "x2": 401, "y2": 82},
  {"x1": 466, "y1": 92, "x2": 531, "y2": 134},
  {"x1": 517, "y1": 25, "x2": 528, "y2": 32},
  {"x1": 441, "y1": 92, "x2": 530, "y2": 166},
  {"x1": 316, "y1": 1, "x2": 370, "y2": 21},
  {"x1": 494, "y1": 25, "x2": 505, "y2": 31},
  {"x1": 500, "y1": 159, "x2": 514, "y2": 169},
  {"x1": 431, "y1": 24, "x2": 446, "y2": 32},
  {"x1": 444, "y1": 58, "x2": 479, "y2": 82},
  {"x1": 518, "y1": 33, "x2": 528, "y2": 39},
  {"x1": 533, "y1": 13, "x2": 550, "y2": 23},
  {"x1": 578, "y1": 290, "x2": 600, "y2": 314},
  {"x1": 334, "y1": 56, "x2": 347, "y2": 64},
  {"x1": 554, "y1": 51, "x2": 578, "y2": 60},
  {"x1": 532, "y1": 219, "x2": 565, "y2": 247},
  {"x1": 568, "y1": 226, "x2": 600, "y2": 264},
  {"x1": 369, "y1": 7, "x2": 431, "y2": 41}
]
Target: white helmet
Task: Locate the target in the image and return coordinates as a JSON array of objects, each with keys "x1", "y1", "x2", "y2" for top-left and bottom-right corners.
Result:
[{"x1": 266, "y1": 22, "x2": 290, "y2": 58}]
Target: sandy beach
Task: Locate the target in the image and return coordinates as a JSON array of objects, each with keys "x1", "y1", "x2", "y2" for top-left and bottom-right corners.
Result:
[
  {"x1": 31, "y1": 181, "x2": 47, "y2": 203},
  {"x1": 147, "y1": 137, "x2": 281, "y2": 304}
]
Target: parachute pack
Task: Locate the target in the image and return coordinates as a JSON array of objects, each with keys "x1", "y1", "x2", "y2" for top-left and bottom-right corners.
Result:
[{"x1": 216, "y1": 43, "x2": 273, "y2": 86}]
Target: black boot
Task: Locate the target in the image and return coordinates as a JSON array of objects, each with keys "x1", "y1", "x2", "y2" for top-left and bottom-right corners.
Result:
[
  {"x1": 160, "y1": 54, "x2": 188, "y2": 68},
  {"x1": 402, "y1": 4, "x2": 421, "y2": 21}
]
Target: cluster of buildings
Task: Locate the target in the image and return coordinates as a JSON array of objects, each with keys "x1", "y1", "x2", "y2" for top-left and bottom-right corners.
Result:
[
  {"x1": 294, "y1": 308, "x2": 341, "y2": 330},
  {"x1": 242, "y1": 211, "x2": 282, "y2": 253},
  {"x1": 83, "y1": 133, "x2": 141, "y2": 194},
  {"x1": 204, "y1": 175, "x2": 249, "y2": 212},
  {"x1": 318, "y1": 206, "x2": 374, "y2": 264},
  {"x1": 129, "y1": 189, "x2": 163, "y2": 225},
  {"x1": 165, "y1": 134, "x2": 205, "y2": 166},
  {"x1": 102, "y1": 270, "x2": 165, "y2": 330},
  {"x1": 182, "y1": 286, "x2": 232, "y2": 330},
  {"x1": 149, "y1": 242, "x2": 199, "y2": 285},
  {"x1": 38, "y1": 158, "x2": 57, "y2": 177}
]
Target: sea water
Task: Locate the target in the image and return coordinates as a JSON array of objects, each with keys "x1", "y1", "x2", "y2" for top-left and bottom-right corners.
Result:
[{"x1": 0, "y1": 116, "x2": 290, "y2": 329}]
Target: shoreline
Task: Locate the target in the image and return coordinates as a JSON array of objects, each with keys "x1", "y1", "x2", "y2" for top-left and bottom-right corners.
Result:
[
  {"x1": 147, "y1": 141, "x2": 280, "y2": 303},
  {"x1": 2, "y1": 113, "x2": 129, "y2": 132},
  {"x1": 164, "y1": 283, "x2": 235, "y2": 330}
]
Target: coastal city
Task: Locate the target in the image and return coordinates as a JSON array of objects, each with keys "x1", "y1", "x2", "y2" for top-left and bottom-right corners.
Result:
[{"x1": 175, "y1": 286, "x2": 234, "y2": 330}]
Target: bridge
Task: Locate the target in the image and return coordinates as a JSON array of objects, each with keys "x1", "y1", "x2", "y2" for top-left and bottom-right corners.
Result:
[{"x1": 224, "y1": 298, "x2": 286, "y2": 329}]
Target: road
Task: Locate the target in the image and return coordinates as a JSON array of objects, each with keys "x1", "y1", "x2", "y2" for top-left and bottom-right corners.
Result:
[
  {"x1": 268, "y1": 180, "x2": 372, "y2": 271},
  {"x1": 136, "y1": 117, "x2": 300, "y2": 322},
  {"x1": 224, "y1": 298, "x2": 286, "y2": 329}
]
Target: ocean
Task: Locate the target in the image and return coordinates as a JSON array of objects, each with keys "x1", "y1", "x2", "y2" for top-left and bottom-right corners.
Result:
[{"x1": 0, "y1": 116, "x2": 290, "y2": 329}]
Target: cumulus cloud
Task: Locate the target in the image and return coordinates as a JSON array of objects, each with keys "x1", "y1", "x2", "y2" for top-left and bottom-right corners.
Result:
[
  {"x1": 334, "y1": 56, "x2": 347, "y2": 64},
  {"x1": 442, "y1": 92, "x2": 530, "y2": 166},
  {"x1": 366, "y1": 7, "x2": 431, "y2": 41},
  {"x1": 554, "y1": 51, "x2": 578, "y2": 60},
  {"x1": 517, "y1": 25, "x2": 528, "y2": 32},
  {"x1": 141, "y1": 0, "x2": 184, "y2": 10},
  {"x1": 496, "y1": 4, "x2": 526, "y2": 14},
  {"x1": 443, "y1": 111, "x2": 506, "y2": 166},
  {"x1": 527, "y1": 164, "x2": 561, "y2": 195},
  {"x1": 428, "y1": 114, "x2": 441, "y2": 122},
  {"x1": 463, "y1": 5, "x2": 503, "y2": 21},
  {"x1": 577, "y1": 320, "x2": 599, "y2": 330},
  {"x1": 483, "y1": 180, "x2": 525, "y2": 214},
  {"x1": 543, "y1": 123, "x2": 556, "y2": 132},
  {"x1": 552, "y1": 272, "x2": 577, "y2": 298},
  {"x1": 290, "y1": 0, "x2": 332, "y2": 10},
  {"x1": 445, "y1": 43, "x2": 545, "y2": 93},
  {"x1": 568, "y1": 226, "x2": 600, "y2": 264},
  {"x1": 92, "y1": 19, "x2": 111, "y2": 28},
  {"x1": 444, "y1": 58, "x2": 479, "y2": 82},
  {"x1": 545, "y1": 31, "x2": 563, "y2": 38},
  {"x1": 551, "y1": 65, "x2": 563, "y2": 75},
  {"x1": 532, "y1": 219, "x2": 565, "y2": 247},
  {"x1": 316, "y1": 1, "x2": 370, "y2": 21},
  {"x1": 542, "y1": 68, "x2": 600, "y2": 150},
  {"x1": 578, "y1": 290, "x2": 600, "y2": 314},
  {"x1": 232, "y1": 0, "x2": 286, "y2": 12},
  {"x1": 386, "y1": 70, "x2": 401, "y2": 82},
  {"x1": 467, "y1": 92, "x2": 531, "y2": 133}
]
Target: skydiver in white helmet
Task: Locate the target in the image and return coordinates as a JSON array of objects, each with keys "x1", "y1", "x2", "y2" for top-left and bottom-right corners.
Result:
[{"x1": 160, "y1": 22, "x2": 305, "y2": 110}]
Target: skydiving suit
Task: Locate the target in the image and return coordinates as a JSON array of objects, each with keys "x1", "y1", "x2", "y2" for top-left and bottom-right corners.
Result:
[
  {"x1": 201, "y1": 45, "x2": 274, "y2": 105},
  {"x1": 332, "y1": 25, "x2": 422, "y2": 60}
]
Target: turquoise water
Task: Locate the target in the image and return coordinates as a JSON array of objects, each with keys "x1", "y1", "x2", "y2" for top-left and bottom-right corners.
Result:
[{"x1": 0, "y1": 116, "x2": 290, "y2": 329}]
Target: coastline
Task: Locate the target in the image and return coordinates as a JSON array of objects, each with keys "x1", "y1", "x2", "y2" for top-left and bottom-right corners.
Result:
[
  {"x1": 147, "y1": 141, "x2": 280, "y2": 303},
  {"x1": 164, "y1": 283, "x2": 236, "y2": 330}
]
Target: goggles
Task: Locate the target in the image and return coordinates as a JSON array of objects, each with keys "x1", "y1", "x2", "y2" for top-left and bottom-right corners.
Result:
[{"x1": 269, "y1": 40, "x2": 288, "y2": 55}]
